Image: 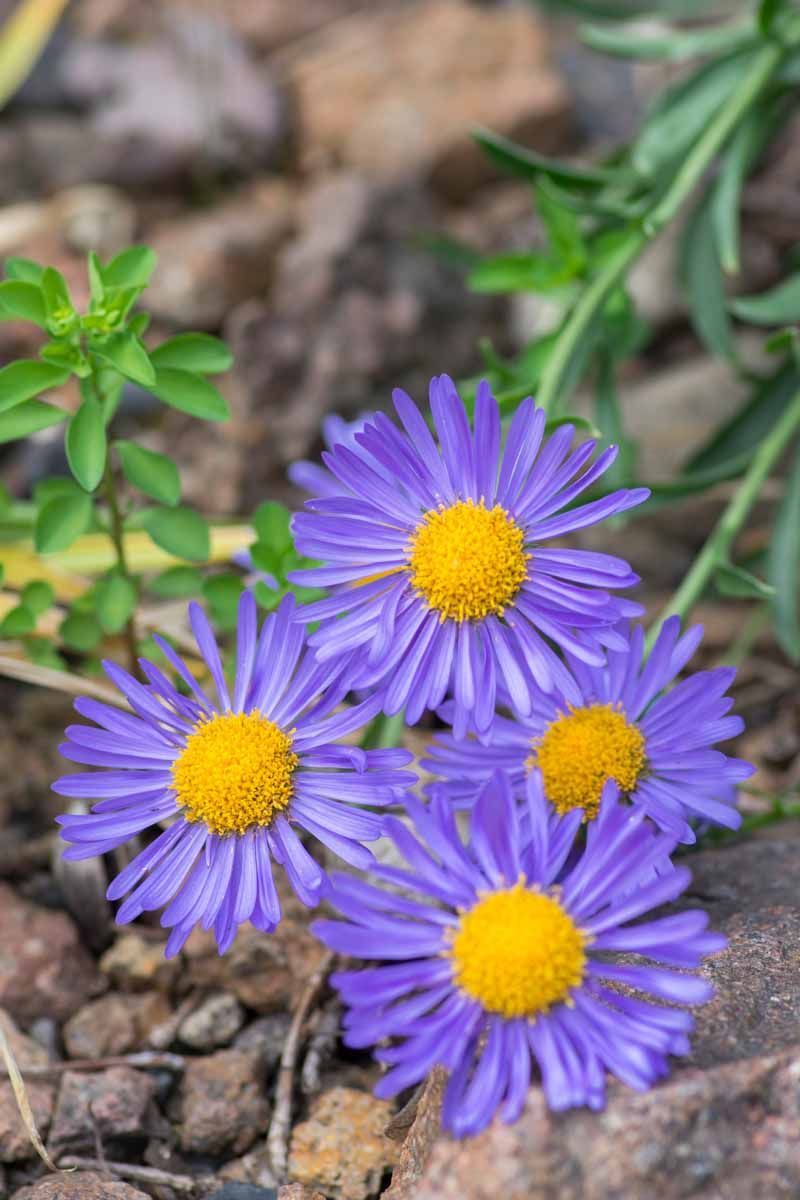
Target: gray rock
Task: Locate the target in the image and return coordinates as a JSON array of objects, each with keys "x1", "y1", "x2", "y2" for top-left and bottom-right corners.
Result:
[{"x1": 178, "y1": 991, "x2": 245, "y2": 1051}]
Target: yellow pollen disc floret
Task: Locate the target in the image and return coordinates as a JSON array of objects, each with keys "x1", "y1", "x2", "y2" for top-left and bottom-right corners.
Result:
[
  {"x1": 530, "y1": 702, "x2": 646, "y2": 820},
  {"x1": 172, "y1": 711, "x2": 298, "y2": 837},
  {"x1": 450, "y1": 882, "x2": 587, "y2": 1018},
  {"x1": 407, "y1": 499, "x2": 529, "y2": 623}
]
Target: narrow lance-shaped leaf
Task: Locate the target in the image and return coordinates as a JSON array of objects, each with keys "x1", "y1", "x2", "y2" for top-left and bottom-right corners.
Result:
[
  {"x1": 681, "y1": 193, "x2": 735, "y2": 362},
  {"x1": 116, "y1": 440, "x2": 180, "y2": 506},
  {"x1": 0, "y1": 361, "x2": 70, "y2": 413},
  {"x1": 149, "y1": 333, "x2": 233, "y2": 375},
  {"x1": 767, "y1": 439, "x2": 800, "y2": 660},
  {"x1": 729, "y1": 275, "x2": 800, "y2": 326},
  {"x1": 714, "y1": 561, "x2": 775, "y2": 600},
  {"x1": 0, "y1": 280, "x2": 46, "y2": 326},
  {"x1": 92, "y1": 331, "x2": 156, "y2": 387},
  {"x1": 35, "y1": 493, "x2": 93, "y2": 553},
  {"x1": 0, "y1": 400, "x2": 66, "y2": 444},
  {"x1": 65, "y1": 395, "x2": 107, "y2": 492}
]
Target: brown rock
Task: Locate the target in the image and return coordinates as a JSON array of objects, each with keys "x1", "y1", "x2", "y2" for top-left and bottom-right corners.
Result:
[
  {"x1": 289, "y1": 1086, "x2": 398, "y2": 1200},
  {"x1": 180, "y1": 1049, "x2": 270, "y2": 1156},
  {"x1": 278, "y1": 1186, "x2": 328, "y2": 1200},
  {"x1": 287, "y1": 0, "x2": 569, "y2": 197},
  {"x1": 47, "y1": 1068, "x2": 155, "y2": 1158},
  {"x1": 387, "y1": 835, "x2": 800, "y2": 1199},
  {"x1": 146, "y1": 182, "x2": 295, "y2": 328},
  {"x1": 183, "y1": 919, "x2": 323, "y2": 1014},
  {"x1": 0, "y1": 885, "x2": 100, "y2": 1025},
  {"x1": 11, "y1": 1171, "x2": 148, "y2": 1199},
  {"x1": 99, "y1": 933, "x2": 180, "y2": 993},
  {"x1": 62, "y1": 993, "x2": 171, "y2": 1060}
]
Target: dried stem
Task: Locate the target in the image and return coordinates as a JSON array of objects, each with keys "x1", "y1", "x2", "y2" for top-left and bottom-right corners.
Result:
[{"x1": 267, "y1": 949, "x2": 335, "y2": 1181}]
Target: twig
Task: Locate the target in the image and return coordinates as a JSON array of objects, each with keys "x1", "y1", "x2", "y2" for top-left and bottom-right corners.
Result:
[
  {"x1": 0, "y1": 1020, "x2": 59, "y2": 1172},
  {"x1": 267, "y1": 949, "x2": 335, "y2": 1181},
  {"x1": 58, "y1": 1156, "x2": 216, "y2": 1194},
  {"x1": 300, "y1": 999, "x2": 340, "y2": 1096},
  {"x1": 22, "y1": 1051, "x2": 185, "y2": 1078},
  {"x1": 0, "y1": 652, "x2": 127, "y2": 705}
]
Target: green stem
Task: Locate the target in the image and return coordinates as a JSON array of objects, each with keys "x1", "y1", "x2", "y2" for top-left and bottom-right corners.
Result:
[
  {"x1": 88, "y1": 362, "x2": 141, "y2": 678},
  {"x1": 537, "y1": 39, "x2": 785, "y2": 417},
  {"x1": 647, "y1": 388, "x2": 800, "y2": 649},
  {"x1": 361, "y1": 710, "x2": 407, "y2": 750}
]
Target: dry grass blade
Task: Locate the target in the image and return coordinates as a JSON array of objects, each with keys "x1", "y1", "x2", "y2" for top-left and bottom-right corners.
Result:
[
  {"x1": 0, "y1": 1019, "x2": 59, "y2": 1172},
  {"x1": 0, "y1": 0, "x2": 69, "y2": 111},
  {"x1": 0, "y1": 652, "x2": 128, "y2": 705}
]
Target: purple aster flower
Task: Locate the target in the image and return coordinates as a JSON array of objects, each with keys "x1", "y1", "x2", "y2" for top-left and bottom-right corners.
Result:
[
  {"x1": 290, "y1": 376, "x2": 649, "y2": 735},
  {"x1": 312, "y1": 771, "x2": 724, "y2": 1138},
  {"x1": 289, "y1": 412, "x2": 377, "y2": 498},
  {"x1": 424, "y1": 616, "x2": 754, "y2": 842},
  {"x1": 54, "y1": 591, "x2": 414, "y2": 958}
]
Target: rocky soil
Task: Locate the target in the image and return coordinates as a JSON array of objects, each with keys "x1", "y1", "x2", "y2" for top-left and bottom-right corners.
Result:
[{"x1": 0, "y1": 1, "x2": 798, "y2": 1198}]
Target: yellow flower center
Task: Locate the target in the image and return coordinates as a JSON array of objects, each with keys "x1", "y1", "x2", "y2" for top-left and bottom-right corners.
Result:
[
  {"x1": 450, "y1": 882, "x2": 587, "y2": 1018},
  {"x1": 172, "y1": 711, "x2": 298, "y2": 836},
  {"x1": 407, "y1": 499, "x2": 529, "y2": 622},
  {"x1": 530, "y1": 703, "x2": 646, "y2": 820}
]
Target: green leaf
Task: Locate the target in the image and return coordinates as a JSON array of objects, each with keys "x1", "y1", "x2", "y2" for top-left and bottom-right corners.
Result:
[
  {"x1": 729, "y1": 275, "x2": 800, "y2": 326},
  {"x1": 468, "y1": 253, "x2": 573, "y2": 294},
  {"x1": 681, "y1": 195, "x2": 735, "y2": 361},
  {"x1": 116, "y1": 440, "x2": 180, "y2": 506},
  {"x1": 711, "y1": 106, "x2": 776, "y2": 276},
  {"x1": 253, "y1": 579, "x2": 282, "y2": 610},
  {"x1": 41, "y1": 266, "x2": 74, "y2": 331},
  {"x1": 34, "y1": 476, "x2": 82, "y2": 505},
  {"x1": 687, "y1": 363, "x2": 799, "y2": 474},
  {"x1": 0, "y1": 604, "x2": 35, "y2": 637},
  {"x1": 767, "y1": 439, "x2": 800, "y2": 659},
  {"x1": 203, "y1": 573, "x2": 244, "y2": 630},
  {"x1": 758, "y1": 0, "x2": 782, "y2": 34},
  {"x1": 151, "y1": 367, "x2": 229, "y2": 421},
  {"x1": 149, "y1": 565, "x2": 204, "y2": 597},
  {"x1": 0, "y1": 400, "x2": 66, "y2": 444},
  {"x1": 5, "y1": 257, "x2": 44, "y2": 284},
  {"x1": 535, "y1": 177, "x2": 586, "y2": 270},
  {"x1": 715, "y1": 561, "x2": 775, "y2": 600},
  {"x1": 128, "y1": 313, "x2": 151, "y2": 338},
  {"x1": 60, "y1": 611, "x2": 102, "y2": 652},
  {"x1": 87, "y1": 251, "x2": 105, "y2": 304},
  {"x1": 25, "y1": 637, "x2": 66, "y2": 670},
  {"x1": 473, "y1": 127, "x2": 619, "y2": 189},
  {"x1": 632, "y1": 49, "x2": 753, "y2": 178},
  {"x1": 92, "y1": 331, "x2": 156, "y2": 386},
  {"x1": 21, "y1": 580, "x2": 54, "y2": 616},
  {"x1": 579, "y1": 19, "x2": 752, "y2": 61},
  {"x1": 102, "y1": 246, "x2": 157, "y2": 289},
  {"x1": 40, "y1": 340, "x2": 90, "y2": 376},
  {"x1": 0, "y1": 280, "x2": 46, "y2": 326},
  {"x1": 65, "y1": 396, "x2": 107, "y2": 492},
  {"x1": 150, "y1": 333, "x2": 233, "y2": 375},
  {"x1": 94, "y1": 574, "x2": 137, "y2": 634},
  {"x1": 594, "y1": 353, "x2": 635, "y2": 489},
  {"x1": 253, "y1": 501, "x2": 293, "y2": 554},
  {"x1": 143, "y1": 506, "x2": 210, "y2": 562},
  {"x1": 35, "y1": 493, "x2": 93, "y2": 553},
  {"x1": 0, "y1": 361, "x2": 70, "y2": 413}
]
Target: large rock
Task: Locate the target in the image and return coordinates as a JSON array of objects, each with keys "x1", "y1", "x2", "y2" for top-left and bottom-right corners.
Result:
[
  {"x1": 0, "y1": 885, "x2": 100, "y2": 1025},
  {"x1": 11, "y1": 1172, "x2": 149, "y2": 1199},
  {"x1": 179, "y1": 1049, "x2": 270, "y2": 1156},
  {"x1": 47, "y1": 1068, "x2": 155, "y2": 1158},
  {"x1": 386, "y1": 833, "x2": 800, "y2": 1200},
  {"x1": 289, "y1": 1086, "x2": 398, "y2": 1200},
  {"x1": 62, "y1": 993, "x2": 171, "y2": 1060},
  {"x1": 286, "y1": 0, "x2": 569, "y2": 198}
]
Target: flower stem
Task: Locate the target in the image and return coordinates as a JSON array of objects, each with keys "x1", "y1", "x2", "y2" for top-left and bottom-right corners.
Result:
[
  {"x1": 647, "y1": 388, "x2": 800, "y2": 649},
  {"x1": 538, "y1": 39, "x2": 786, "y2": 417}
]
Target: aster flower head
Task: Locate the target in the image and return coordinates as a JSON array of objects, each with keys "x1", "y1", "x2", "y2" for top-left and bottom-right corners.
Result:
[
  {"x1": 313, "y1": 771, "x2": 724, "y2": 1138},
  {"x1": 425, "y1": 616, "x2": 754, "y2": 842},
  {"x1": 54, "y1": 592, "x2": 414, "y2": 957},
  {"x1": 290, "y1": 376, "x2": 649, "y2": 735}
]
